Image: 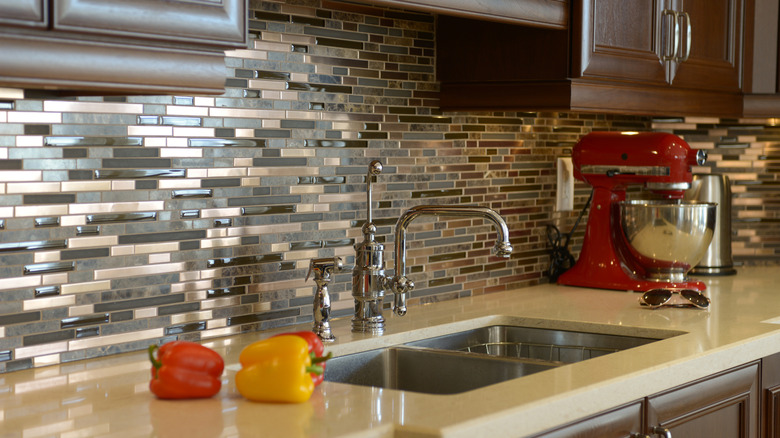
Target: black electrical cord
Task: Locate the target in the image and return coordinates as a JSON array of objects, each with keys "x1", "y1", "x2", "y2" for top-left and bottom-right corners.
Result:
[{"x1": 546, "y1": 190, "x2": 594, "y2": 283}]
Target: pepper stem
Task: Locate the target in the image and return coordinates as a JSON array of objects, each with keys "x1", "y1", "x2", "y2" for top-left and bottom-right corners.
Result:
[
  {"x1": 148, "y1": 344, "x2": 162, "y2": 377},
  {"x1": 306, "y1": 364, "x2": 324, "y2": 375},
  {"x1": 311, "y1": 351, "x2": 332, "y2": 365}
]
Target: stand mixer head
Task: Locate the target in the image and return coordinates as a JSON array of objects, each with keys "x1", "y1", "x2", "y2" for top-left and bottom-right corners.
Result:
[{"x1": 557, "y1": 131, "x2": 715, "y2": 293}]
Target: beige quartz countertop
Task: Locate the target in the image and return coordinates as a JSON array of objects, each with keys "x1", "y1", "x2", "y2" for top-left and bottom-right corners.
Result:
[{"x1": 5, "y1": 266, "x2": 780, "y2": 438}]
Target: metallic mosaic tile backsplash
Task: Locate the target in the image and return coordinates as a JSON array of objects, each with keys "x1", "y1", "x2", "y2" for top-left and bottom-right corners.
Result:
[{"x1": 0, "y1": 0, "x2": 777, "y2": 372}]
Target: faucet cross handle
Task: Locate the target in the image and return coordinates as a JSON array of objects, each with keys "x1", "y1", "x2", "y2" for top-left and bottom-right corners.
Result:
[{"x1": 306, "y1": 257, "x2": 343, "y2": 343}]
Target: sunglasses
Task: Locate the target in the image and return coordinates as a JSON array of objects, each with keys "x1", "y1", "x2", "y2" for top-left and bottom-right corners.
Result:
[{"x1": 639, "y1": 289, "x2": 711, "y2": 309}]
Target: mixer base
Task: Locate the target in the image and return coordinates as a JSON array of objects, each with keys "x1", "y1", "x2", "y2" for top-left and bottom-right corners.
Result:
[{"x1": 557, "y1": 264, "x2": 707, "y2": 293}]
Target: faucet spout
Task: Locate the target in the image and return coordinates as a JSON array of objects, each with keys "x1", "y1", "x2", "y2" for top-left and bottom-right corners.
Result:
[{"x1": 390, "y1": 205, "x2": 513, "y2": 315}]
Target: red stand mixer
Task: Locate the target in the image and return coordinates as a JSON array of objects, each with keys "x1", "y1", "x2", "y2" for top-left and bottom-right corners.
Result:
[{"x1": 557, "y1": 131, "x2": 713, "y2": 293}]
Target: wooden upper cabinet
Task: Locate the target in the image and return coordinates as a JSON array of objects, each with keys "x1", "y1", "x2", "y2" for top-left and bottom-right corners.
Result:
[
  {"x1": 0, "y1": 0, "x2": 247, "y2": 95},
  {"x1": 573, "y1": 0, "x2": 667, "y2": 86},
  {"x1": 53, "y1": 0, "x2": 246, "y2": 47},
  {"x1": 0, "y1": 0, "x2": 45, "y2": 27},
  {"x1": 438, "y1": 0, "x2": 745, "y2": 116}
]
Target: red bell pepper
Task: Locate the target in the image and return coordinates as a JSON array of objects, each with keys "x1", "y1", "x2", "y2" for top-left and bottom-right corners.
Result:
[
  {"x1": 148, "y1": 341, "x2": 224, "y2": 399},
  {"x1": 272, "y1": 331, "x2": 330, "y2": 386}
]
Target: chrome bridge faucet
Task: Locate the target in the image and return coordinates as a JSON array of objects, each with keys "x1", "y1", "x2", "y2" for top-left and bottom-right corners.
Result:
[{"x1": 349, "y1": 160, "x2": 514, "y2": 335}]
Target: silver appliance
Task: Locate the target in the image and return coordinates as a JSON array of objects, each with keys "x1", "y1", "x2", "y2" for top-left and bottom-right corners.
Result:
[{"x1": 684, "y1": 174, "x2": 736, "y2": 276}]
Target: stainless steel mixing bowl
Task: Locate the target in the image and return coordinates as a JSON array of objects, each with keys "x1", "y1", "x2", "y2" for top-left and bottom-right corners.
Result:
[{"x1": 615, "y1": 200, "x2": 717, "y2": 282}]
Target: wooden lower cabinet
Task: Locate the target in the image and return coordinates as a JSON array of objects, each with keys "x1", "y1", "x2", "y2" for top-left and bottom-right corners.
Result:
[{"x1": 533, "y1": 361, "x2": 760, "y2": 438}]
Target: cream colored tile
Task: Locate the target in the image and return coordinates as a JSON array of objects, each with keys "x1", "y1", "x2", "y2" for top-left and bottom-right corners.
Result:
[
  {"x1": 127, "y1": 126, "x2": 172, "y2": 136},
  {"x1": 135, "y1": 308, "x2": 157, "y2": 319},
  {"x1": 0, "y1": 170, "x2": 42, "y2": 182},
  {"x1": 200, "y1": 237, "x2": 241, "y2": 248},
  {"x1": 290, "y1": 185, "x2": 323, "y2": 194},
  {"x1": 61, "y1": 181, "x2": 112, "y2": 192},
  {"x1": 280, "y1": 149, "x2": 315, "y2": 157},
  {"x1": 111, "y1": 245, "x2": 134, "y2": 256},
  {"x1": 248, "y1": 79, "x2": 287, "y2": 90},
  {"x1": 254, "y1": 40, "x2": 292, "y2": 52},
  {"x1": 200, "y1": 207, "x2": 243, "y2": 218},
  {"x1": 158, "y1": 179, "x2": 201, "y2": 189},
  {"x1": 44, "y1": 101, "x2": 143, "y2": 114},
  {"x1": 68, "y1": 235, "x2": 118, "y2": 249},
  {"x1": 262, "y1": 90, "x2": 281, "y2": 99},
  {"x1": 206, "y1": 228, "x2": 228, "y2": 238},
  {"x1": 262, "y1": 119, "x2": 281, "y2": 128},
  {"x1": 227, "y1": 222, "x2": 301, "y2": 236},
  {"x1": 179, "y1": 270, "x2": 201, "y2": 281},
  {"x1": 171, "y1": 311, "x2": 212, "y2": 324},
  {"x1": 16, "y1": 205, "x2": 69, "y2": 217},
  {"x1": 201, "y1": 297, "x2": 240, "y2": 309},
  {"x1": 23, "y1": 295, "x2": 75, "y2": 311},
  {"x1": 35, "y1": 251, "x2": 61, "y2": 263},
  {"x1": 280, "y1": 91, "x2": 298, "y2": 100},
  {"x1": 0, "y1": 275, "x2": 40, "y2": 291},
  {"x1": 94, "y1": 262, "x2": 185, "y2": 280},
  {"x1": 42, "y1": 273, "x2": 69, "y2": 285},
  {"x1": 286, "y1": 110, "x2": 319, "y2": 120},
  {"x1": 185, "y1": 290, "x2": 207, "y2": 301},
  {"x1": 324, "y1": 157, "x2": 340, "y2": 165},
  {"x1": 249, "y1": 278, "x2": 306, "y2": 293},
  {"x1": 108, "y1": 181, "x2": 135, "y2": 192},
  {"x1": 0, "y1": 87, "x2": 23, "y2": 99},
  {"x1": 69, "y1": 201, "x2": 164, "y2": 214},
  {"x1": 135, "y1": 242, "x2": 178, "y2": 254},
  {"x1": 148, "y1": 253, "x2": 171, "y2": 264},
  {"x1": 187, "y1": 169, "x2": 208, "y2": 178},
  {"x1": 8, "y1": 111, "x2": 61, "y2": 123},
  {"x1": 194, "y1": 97, "x2": 215, "y2": 106},
  {"x1": 145, "y1": 137, "x2": 166, "y2": 147},
  {"x1": 271, "y1": 243, "x2": 288, "y2": 252},
  {"x1": 61, "y1": 280, "x2": 111, "y2": 295},
  {"x1": 289, "y1": 72, "x2": 308, "y2": 82},
  {"x1": 285, "y1": 249, "x2": 319, "y2": 261},
  {"x1": 207, "y1": 168, "x2": 247, "y2": 177},
  {"x1": 207, "y1": 319, "x2": 227, "y2": 329},
  {"x1": 225, "y1": 49, "x2": 267, "y2": 60},
  {"x1": 6, "y1": 182, "x2": 60, "y2": 194},
  {"x1": 68, "y1": 305, "x2": 94, "y2": 316},
  {"x1": 34, "y1": 354, "x2": 61, "y2": 368},
  {"x1": 249, "y1": 167, "x2": 318, "y2": 176},
  {"x1": 234, "y1": 157, "x2": 252, "y2": 166},
  {"x1": 0, "y1": 148, "x2": 7, "y2": 159},
  {"x1": 166, "y1": 105, "x2": 208, "y2": 116},
  {"x1": 161, "y1": 148, "x2": 202, "y2": 158},
  {"x1": 16, "y1": 136, "x2": 43, "y2": 147},
  {"x1": 236, "y1": 128, "x2": 254, "y2": 137},
  {"x1": 171, "y1": 280, "x2": 212, "y2": 293},
  {"x1": 0, "y1": 206, "x2": 12, "y2": 217},
  {"x1": 173, "y1": 127, "x2": 214, "y2": 137},
  {"x1": 68, "y1": 328, "x2": 163, "y2": 351},
  {"x1": 241, "y1": 177, "x2": 260, "y2": 186},
  {"x1": 209, "y1": 108, "x2": 285, "y2": 119}
]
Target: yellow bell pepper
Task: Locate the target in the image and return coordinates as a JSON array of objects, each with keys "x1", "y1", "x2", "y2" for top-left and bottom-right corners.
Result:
[{"x1": 235, "y1": 335, "x2": 326, "y2": 403}]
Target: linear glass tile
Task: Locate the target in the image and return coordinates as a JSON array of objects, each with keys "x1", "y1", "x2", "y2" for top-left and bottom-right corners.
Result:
[
  {"x1": 137, "y1": 116, "x2": 160, "y2": 125},
  {"x1": 214, "y1": 218, "x2": 232, "y2": 227},
  {"x1": 241, "y1": 205, "x2": 296, "y2": 215},
  {"x1": 23, "y1": 330, "x2": 75, "y2": 347},
  {"x1": 0, "y1": 101, "x2": 14, "y2": 110},
  {"x1": 162, "y1": 116, "x2": 202, "y2": 126},
  {"x1": 76, "y1": 327, "x2": 100, "y2": 338},
  {"x1": 188, "y1": 138, "x2": 266, "y2": 147},
  {"x1": 206, "y1": 286, "x2": 246, "y2": 298},
  {"x1": 34, "y1": 217, "x2": 60, "y2": 227},
  {"x1": 0, "y1": 240, "x2": 67, "y2": 252},
  {"x1": 77, "y1": 226, "x2": 100, "y2": 236},
  {"x1": 227, "y1": 308, "x2": 300, "y2": 326},
  {"x1": 35, "y1": 286, "x2": 60, "y2": 298},
  {"x1": 165, "y1": 322, "x2": 206, "y2": 336},
  {"x1": 207, "y1": 254, "x2": 284, "y2": 268},
  {"x1": 286, "y1": 82, "x2": 352, "y2": 93},
  {"x1": 24, "y1": 261, "x2": 75, "y2": 275},
  {"x1": 304, "y1": 140, "x2": 367, "y2": 148},
  {"x1": 0, "y1": 220, "x2": 4, "y2": 229},
  {"x1": 290, "y1": 241, "x2": 321, "y2": 250},
  {"x1": 61, "y1": 248, "x2": 110, "y2": 260},
  {"x1": 255, "y1": 71, "x2": 291, "y2": 80},
  {"x1": 254, "y1": 10, "x2": 289, "y2": 21},
  {"x1": 0, "y1": 312, "x2": 41, "y2": 325},
  {"x1": 94, "y1": 169, "x2": 185, "y2": 179},
  {"x1": 174, "y1": 96, "x2": 194, "y2": 105},
  {"x1": 0, "y1": 350, "x2": 11, "y2": 362},
  {"x1": 118, "y1": 230, "x2": 205, "y2": 244},
  {"x1": 44, "y1": 137, "x2": 143, "y2": 147},
  {"x1": 61, "y1": 314, "x2": 109, "y2": 329},
  {"x1": 172, "y1": 189, "x2": 213, "y2": 198},
  {"x1": 324, "y1": 239, "x2": 353, "y2": 248},
  {"x1": 411, "y1": 189, "x2": 463, "y2": 199},
  {"x1": 86, "y1": 212, "x2": 157, "y2": 224},
  {"x1": 181, "y1": 210, "x2": 201, "y2": 219}
]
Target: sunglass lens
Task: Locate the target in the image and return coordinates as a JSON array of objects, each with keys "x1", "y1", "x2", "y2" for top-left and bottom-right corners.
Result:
[
  {"x1": 642, "y1": 289, "x2": 673, "y2": 306},
  {"x1": 681, "y1": 290, "x2": 710, "y2": 308}
]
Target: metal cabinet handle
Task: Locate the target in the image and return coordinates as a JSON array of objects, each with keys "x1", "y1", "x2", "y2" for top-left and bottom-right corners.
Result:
[
  {"x1": 652, "y1": 426, "x2": 672, "y2": 438},
  {"x1": 661, "y1": 9, "x2": 679, "y2": 62},
  {"x1": 677, "y1": 11, "x2": 692, "y2": 61}
]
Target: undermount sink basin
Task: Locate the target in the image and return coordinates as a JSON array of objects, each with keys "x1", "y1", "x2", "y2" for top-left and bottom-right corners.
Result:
[{"x1": 325, "y1": 325, "x2": 665, "y2": 395}]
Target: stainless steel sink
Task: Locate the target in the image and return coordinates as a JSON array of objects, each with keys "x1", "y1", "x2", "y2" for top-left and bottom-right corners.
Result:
[{"x1": 325, "y1": 325, "x2": 665, "y2": 395}]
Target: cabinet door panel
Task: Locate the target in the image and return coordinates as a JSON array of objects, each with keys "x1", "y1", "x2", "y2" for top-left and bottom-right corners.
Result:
[
  {"x1": 0, "y1": 0, "x2": 45, "y2": 27},
  {"x1": 647, "y1": 362, "x2": 758, "y2": 438},
  {"x1": 573, "y1": 0, "x2": 667, "y2": 85},
  {"x1": 53, "y1": 0, "x2": 246, "y2": 47},
  {"x1": 671, "y1": 0, "x2": 742, "y2": 91},
  {"x1": 532, "y1": 401, "x2": 644, "y2": 438}
]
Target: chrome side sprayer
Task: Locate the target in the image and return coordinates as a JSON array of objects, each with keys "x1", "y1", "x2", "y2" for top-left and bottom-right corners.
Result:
[{"x1": 307, "y1": 256, "x2": 343, "y2": 342}]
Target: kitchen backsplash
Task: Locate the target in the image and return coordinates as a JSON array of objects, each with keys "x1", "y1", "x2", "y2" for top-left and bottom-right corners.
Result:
[{"x1": 0, "y1": 0, "x2": 776, "y2": 372}]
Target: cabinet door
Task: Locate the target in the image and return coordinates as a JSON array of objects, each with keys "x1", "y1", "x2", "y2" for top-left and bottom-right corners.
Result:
[
  {"x1": 647, "y1": 362, "x2": 759, "y2": 438},
  {"x1": 53, "y1": 0, "x2": 246, "y2": 48},
  {"x1": 670, "y1": 0, "x2": 743, "y2": 91},
  {"x1": 0, "y1": 0, "x2": 45, "y2": 27},
  {"x1": 572, "y1": 0, "x2": 667, "y2": 86},
  {"x1": 532, "y1": 401, "x2": 644, "y2": 438}
]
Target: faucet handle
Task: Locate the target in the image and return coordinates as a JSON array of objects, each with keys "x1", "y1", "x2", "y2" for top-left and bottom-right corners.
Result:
[{"x1": 306, "y1": 257, "x2": 344, "y2": 283}]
